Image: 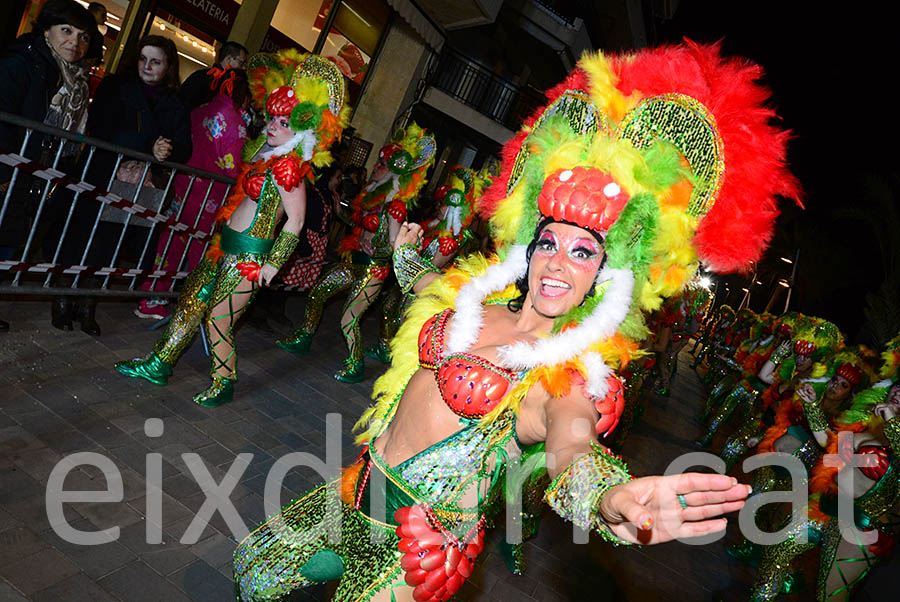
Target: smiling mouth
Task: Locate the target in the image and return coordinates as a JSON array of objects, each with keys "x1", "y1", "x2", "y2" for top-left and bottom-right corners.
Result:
[{"x1": 540, "y1": 277, "x2": 571, "y2": 298}]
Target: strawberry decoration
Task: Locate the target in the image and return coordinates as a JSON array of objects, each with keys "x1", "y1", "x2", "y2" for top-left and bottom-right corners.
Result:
[
  {"x1": 436, "y1": 359, "x2": 513, "y2": 417},
  {"x1": 243, "y1": 172, "x2": 265, "y2": 200},
  {"x1": 370, "y1": 265, "x2": 390, "y2": 281},
  {"x1": 394, "y1": 505, "x2": 485, "y2": 602},
  {"x1": 537, "y1": 167, "x2": 629, "y2": 234},
  {"x1": 437, "y1": 237, "x2": 458, "y2": 256},
  {"x1": 379, "y1": 142, "x2": 402, "y2": 164},
  {"x1": 857, "y1": 445, "x2": 891, "y2": 482},
  {"x1": 388, "y1": 200, "x2": 407, "y2": 222},
  {"x1": 593, "y1": 375, "x2": 625, "y2": 438},
  {"x1": 236, "y1": 262, "x2": 261, "y2": 282},
  {"x1": 265, "y1": 85, "x2": 300, "y2": 116},
  {"x1": 362, "y1": 213, "x2": 380, "y2": 233},
  {"x1": 272, "y1": 155, "x2": 302, "y2": 192}
]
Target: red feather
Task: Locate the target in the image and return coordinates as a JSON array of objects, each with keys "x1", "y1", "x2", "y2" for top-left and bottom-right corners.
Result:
[{"x1": 612, "y1": 40, "x2": 803, "y2": 273}]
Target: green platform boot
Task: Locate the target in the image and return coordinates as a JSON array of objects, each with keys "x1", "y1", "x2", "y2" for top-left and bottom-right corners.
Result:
[
  {"x1": 276, "y1": 332, "x2": 312, "y2": 355},
  {"x1": 334, "y1": 358, "x2": 364, "y2": 383},
  {"x1": 363, "y1": 339, "x2": 391, "y2": 364},
  {"x1": 115, "y1": 353, "x2": 173, "y2": 386},
  {"x1": 193, "y1": 375, "x2": 235, "y2": 407}
]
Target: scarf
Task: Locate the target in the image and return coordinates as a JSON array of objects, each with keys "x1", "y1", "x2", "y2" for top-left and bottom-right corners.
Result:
[{"x1": 43, "y1": 32, "x2": 90, "y2": 156}]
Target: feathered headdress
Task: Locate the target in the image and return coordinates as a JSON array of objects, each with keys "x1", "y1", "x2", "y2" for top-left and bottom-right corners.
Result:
[
  {"x1": 245, "y1": 49, "x2": 350, "y2": 165},
  {"x1": 337, "y1": 123, "x2": 436, "y2": 255},
  {"x1": 205, "y1": 50, "x2": 349, "y2": 261},
  {"x1": 423, "y1": 165, "x2": 482, "y2": 256},
  {"x1": 358, "y1": 42, "x2": 800, "y2": 440},
  {"x1": 458, "y1": 41, "x2": 802, "y2": 401}
]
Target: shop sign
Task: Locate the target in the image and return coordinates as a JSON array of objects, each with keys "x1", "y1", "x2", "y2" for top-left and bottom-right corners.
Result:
[{"x1": 161, "y1": 0, "x2": 238, "y2": 38}]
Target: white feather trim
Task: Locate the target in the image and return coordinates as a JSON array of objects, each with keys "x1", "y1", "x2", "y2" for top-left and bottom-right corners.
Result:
[
  {"x1": 446, "y1": 245, "x2": 528, "y2": 354},
  {"x1": 259, "y1": 131, "x2": 306, "y2": 162},
  {"x1": 873, "y1": 378, "x2": 893, "y2": 389},
  {"x1": 581, "y1": 352, "x2": 613, "y2": 399},
  {"x1": 446, "y1": 251, "x2": 634, "y2": 398},
  {"x1": 496, "y1": 267, "x2": 634, "y2": 370},
  {"x1": 298, "y1": 130, "x2": 317, "y2": 161}
]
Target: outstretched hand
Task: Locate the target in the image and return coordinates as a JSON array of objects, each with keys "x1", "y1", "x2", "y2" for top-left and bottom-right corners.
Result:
[{"x1": 598, "y1": 472, "x2": 750, "y2": 544}]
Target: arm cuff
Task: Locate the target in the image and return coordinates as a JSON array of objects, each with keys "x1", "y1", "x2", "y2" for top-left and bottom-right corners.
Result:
[{"x1": 543, "y1": 442, "x2": 634, "y2": 546}]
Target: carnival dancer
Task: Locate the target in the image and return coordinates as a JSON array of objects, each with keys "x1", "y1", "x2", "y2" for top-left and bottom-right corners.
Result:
[
  {"x1": 750, "y1": 345, "x2": 872, "y2": 496},
  {"x1": 715, "y1": 314, "x2": 804, "y2": 468},
  {"x1": 233, "y1": 42, "x2": 800, "y2": 602},
  {"x1": 365, "y1": 164, "x2": 487, "y2": 365},
  {"x1": 697, "y1": 313, "x2": 793, "y2": 448},
  {"x1": 114, "y1": 50, "x2": 348, "y2": 406},
  {"x1": 748, "y1": 334, "x2": 900, "y2": 601},
  {"x1": 276, "y1": 125, "x2": 436, "y2": 382},
  {"x1": 692, "y1": 304, "x2": 735, "y2": 369},
  {"x1": 648, "y1": 281, "x2": 712, "y2": 396}
]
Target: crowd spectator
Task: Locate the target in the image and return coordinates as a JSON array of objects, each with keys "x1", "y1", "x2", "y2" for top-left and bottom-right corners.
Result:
[
  {"x1": 0, "y1": 0, "x2": 99, "y2": 333},
  {"x1": 136, "y1": 67, "x2": 252, "y2": 320},
  {"x1": 179, "y1": 41, "x2": 248, "y2": 113},
  {"x1": 51, "y1": 34, "x2": 191, "y2": 335}
]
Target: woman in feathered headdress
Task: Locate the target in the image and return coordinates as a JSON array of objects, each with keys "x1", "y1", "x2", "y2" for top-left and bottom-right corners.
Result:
[
  {"x1": 364, "y1": 164, "x2": 488, "y2": 365},
  {"x1": 234, "y1": 42, "x2": 797, "y2": 602},
  {"x1": 115, "y1": 50, "x2": 348, "y2": 407},
  {"x1": 746, "y1": 335, "x2": 900, "y2": 601},
  {"x1": 276, "y1": 124, "x2": 436, "y2": 382}
]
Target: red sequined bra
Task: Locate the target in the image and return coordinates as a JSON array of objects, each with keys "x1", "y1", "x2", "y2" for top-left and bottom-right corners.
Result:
[{"x1": 418, "y1": 308, "x2": 519, "y2": 419}]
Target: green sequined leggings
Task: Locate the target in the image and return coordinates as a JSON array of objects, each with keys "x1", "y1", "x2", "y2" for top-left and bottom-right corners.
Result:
[
  {"x1": 748, "y1": 516, "x2": 863, "y2": 601},
  {"x1": 296, "y1": 260, "x2": 387, "y2": 362},
  {"x1": 375, "y1": 284, "x2": 412, "y2": 347},
  {"x1": 152, "y1": 253, "x2": 261, "y2": 379},
  {"x1": 233, "y1": 480, "x2": 404, "y2": 602}
]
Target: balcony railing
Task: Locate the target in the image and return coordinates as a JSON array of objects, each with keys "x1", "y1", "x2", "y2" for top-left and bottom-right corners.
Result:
[{"x1": 427, "y1": 47, "x2": 545, "y2": 131}]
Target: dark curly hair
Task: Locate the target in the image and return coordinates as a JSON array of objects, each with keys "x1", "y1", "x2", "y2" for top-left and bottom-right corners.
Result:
[{"x1": 35, "y1": 0, "x2": 95, "y2": 33}]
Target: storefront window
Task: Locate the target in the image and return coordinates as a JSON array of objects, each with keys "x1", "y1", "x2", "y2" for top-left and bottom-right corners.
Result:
[
  {"x1": 151, "y1": 11, "x2": 217, "y2": 78},
  {"x1": 321, "y1": 0, "x2": 390, "y2": 103},
  {"x1": 269, "y1": 0, "x2": 333, "y2": 55}
]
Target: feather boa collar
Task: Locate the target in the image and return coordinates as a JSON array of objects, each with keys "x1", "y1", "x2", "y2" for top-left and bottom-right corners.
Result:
[{"x1": 446, "y1": 245, "x2": 635, "y2": 398}]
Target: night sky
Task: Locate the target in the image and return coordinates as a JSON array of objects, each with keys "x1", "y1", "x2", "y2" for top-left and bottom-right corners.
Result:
[{"x1": 646, "y1": 0, "x2": 899, "y2": 343}]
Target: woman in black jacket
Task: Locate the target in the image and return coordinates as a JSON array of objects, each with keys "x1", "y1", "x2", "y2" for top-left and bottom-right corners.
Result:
[
  {"x1": 53, "y1": 34, "x2": 192, "y2": 334},
  {"x1": 0, "y1": 0, "x2": 98, "y2": 333}
]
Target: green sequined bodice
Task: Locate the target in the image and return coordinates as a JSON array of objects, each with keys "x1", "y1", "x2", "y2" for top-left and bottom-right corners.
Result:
[{"x1": 242, "y1": 170, "x2": 283, "y2": 240}]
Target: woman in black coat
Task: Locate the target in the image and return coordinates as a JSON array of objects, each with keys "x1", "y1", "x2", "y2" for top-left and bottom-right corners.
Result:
[
  {"x1": 0, "y1": 0, "x2": 98, "y2": 333},
  {"x1": 54, "y1": 34, "x2": 192, "y2": 334}
]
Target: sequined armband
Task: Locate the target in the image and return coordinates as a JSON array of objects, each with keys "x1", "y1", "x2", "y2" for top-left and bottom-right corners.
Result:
[
  {"x1": 393, "y1": 243, "x2": 438, "y2": 295},
  {"x1": 884, "y1": 417, "x2": 900, "y2": 453},
  {"x1": 770, "y1": 340, "x2": 792, "y2": 365},
  {"x1": 543, "y1": 442, "x2": 634, "y2": 546},
  {"x1": 265, "y1": 230, "x2": 299, "y2": 270},
  {"x1": 801, "y1": 396, "x2": 829, "y2": 433}
]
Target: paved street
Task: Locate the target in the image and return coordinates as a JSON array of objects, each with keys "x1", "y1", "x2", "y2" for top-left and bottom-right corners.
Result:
[{"x1": 0, "y1": 292, "x2": 895, "y2": 601}]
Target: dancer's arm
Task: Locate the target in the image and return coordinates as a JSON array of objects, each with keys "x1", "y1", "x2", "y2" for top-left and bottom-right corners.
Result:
[
  {"x1": 541, "y1": 390, "x2": 749, "y2": 545},
  {"x1": 392, "y1": 222, "x2": 441, "y2": 294},
  {"x1": 260, "y1": 180, "x2": 306, "y2": 286}
]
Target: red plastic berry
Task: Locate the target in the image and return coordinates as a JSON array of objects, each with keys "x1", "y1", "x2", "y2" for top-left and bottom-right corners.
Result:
[{"x1": 538, "y1": 167, "x2": 629, "y2": 233}]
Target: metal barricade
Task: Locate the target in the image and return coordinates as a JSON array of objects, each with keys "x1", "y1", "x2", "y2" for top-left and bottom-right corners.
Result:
[{"x1": 0, "y1": 111, "x2": 234, "y2": 298}]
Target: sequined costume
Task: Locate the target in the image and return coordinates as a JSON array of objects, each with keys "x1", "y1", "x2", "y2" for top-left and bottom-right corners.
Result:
[
  {"x1": 235, "y1": 413, "x2": 516, "y2": 602},
  {"x1": 749, "y1": 397, "x2": 900, "y2": 601},
  {"x1": 649, "y1": 283, "x2": 711, "y2": 396},
  {"x1": 366, "y1": 164, "x2": 489, "y2": 365},
  {"x1": 115, "y1": 51, "x2": 348, "y2": 406},
  {"x1": 235, "y1": 43, "x2": 799, "y2": 602},
  {"x1": 697, "y1": 315, "x2": 796, "y2": 450},
  {"x1": 277, "y1": 125, "x2": 436, "y2": 382}
]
